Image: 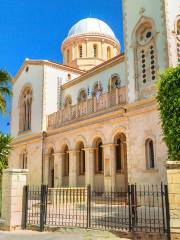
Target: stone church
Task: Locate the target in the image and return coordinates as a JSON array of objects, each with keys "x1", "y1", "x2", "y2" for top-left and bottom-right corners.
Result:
[{"x1": 9, "y1": 0, "x2": 180, "y2": 191}]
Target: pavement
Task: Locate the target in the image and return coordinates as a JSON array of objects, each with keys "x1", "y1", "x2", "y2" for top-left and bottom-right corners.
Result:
[{"x1": 0, "y1": 228, "x2": 131, "y2": 240}]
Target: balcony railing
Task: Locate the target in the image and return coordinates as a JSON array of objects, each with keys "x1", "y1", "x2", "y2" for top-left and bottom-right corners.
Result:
[{"x1": 47, "y1": 86, "x2": 127, "y2": 130}]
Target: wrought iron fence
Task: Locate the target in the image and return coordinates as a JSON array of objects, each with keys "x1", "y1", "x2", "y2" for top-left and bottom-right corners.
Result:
[{"x1": 23, "y1": 183, "x2": 170, "y2": 239}]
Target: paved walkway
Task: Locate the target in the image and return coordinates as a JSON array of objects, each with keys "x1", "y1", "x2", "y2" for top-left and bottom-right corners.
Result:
[{"x1": 0, "y1": 229, "x2": 131, "y2": 240}]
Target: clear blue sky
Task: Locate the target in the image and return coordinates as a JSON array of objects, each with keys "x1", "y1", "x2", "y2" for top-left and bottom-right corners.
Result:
[{"x1": 0, "y1": 0, "x2": 124, "y2": 134}]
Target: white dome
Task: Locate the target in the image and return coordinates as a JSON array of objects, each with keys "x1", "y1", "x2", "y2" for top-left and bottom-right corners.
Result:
[{"x1": 67, "y1": 18, "x2": 118, "y2": 41}]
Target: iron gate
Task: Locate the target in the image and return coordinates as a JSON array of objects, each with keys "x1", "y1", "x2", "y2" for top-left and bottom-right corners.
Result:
[{"x1": 23, "y1": 184, "x2": 170, "y2": 238}]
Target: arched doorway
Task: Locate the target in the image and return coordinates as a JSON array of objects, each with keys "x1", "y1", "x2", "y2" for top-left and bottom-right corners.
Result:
[
  {"x1": 76, "y1": 141, "x2": 85, "y2": 187},
  {"x1": 48, "y1": 148, "x2": 54, "y2": 188},
  {"x1": 93, "y1": 137, "x2": 104, "y2": 191},
  {"x1": 114, "y1": 133, "x2": 128, "y2": 191},
  {"x1": 62, "y1": 144, "x2": 69, "y2": 187}
]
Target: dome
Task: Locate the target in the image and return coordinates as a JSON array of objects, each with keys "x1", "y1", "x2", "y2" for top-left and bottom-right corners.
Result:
[{"x1": 67, "y1": 18, "x2": 118, "y2": 41}]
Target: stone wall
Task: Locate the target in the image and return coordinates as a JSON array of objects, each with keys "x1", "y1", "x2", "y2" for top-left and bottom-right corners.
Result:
[{"x1": 167, "y1": 161, "x2": 180, "y2": 240}]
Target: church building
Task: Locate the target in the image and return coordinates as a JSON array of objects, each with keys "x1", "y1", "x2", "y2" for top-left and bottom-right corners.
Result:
[{"x1": 9, "y1": 0, "x2": 180, "y2": 191}]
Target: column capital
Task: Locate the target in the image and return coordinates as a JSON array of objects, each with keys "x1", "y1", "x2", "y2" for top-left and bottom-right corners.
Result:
[{"x1": 102, "y1": 143, "x2": 117, "y2": 148}]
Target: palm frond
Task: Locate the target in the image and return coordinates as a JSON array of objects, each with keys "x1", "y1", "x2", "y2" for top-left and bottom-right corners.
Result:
[
  {"x1": 0, "y1": 87, "x2": 12, "y2": 96},
  {"x1": 0, "y1": 95, "x2": 6, "y2": 113}
]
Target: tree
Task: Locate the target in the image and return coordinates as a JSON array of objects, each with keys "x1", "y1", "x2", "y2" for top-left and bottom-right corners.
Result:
[
  {"x1": 0, "y1": 70, "x2": 12, "y2": 113},
  {"x1": 0, "y1": 133, "x2": 13, "y2": 174},
  {"x1": 157, "y1": 66, "x2": 180, "y2": 161}
]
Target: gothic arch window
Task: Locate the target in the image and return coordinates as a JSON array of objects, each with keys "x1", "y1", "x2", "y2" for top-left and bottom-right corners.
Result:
[
  {"x1": 109, "y1": 74, "x2": 121, "y2": 91},
  {"x1": 78, "y1": 88, "x2": 87, "y2": 103},
  {"x1": 145, "y1": 138, "x2": 155, "y2": 169},
  {"x1": 79, "y1": 45, "x2": 83, "y2": 58},
  {"x1": 176, "y1": 18, "x2": 180, "y2": 64},
  {"x1": 77, "y1": 142, "x2": 85, "y2": 175},
  {"x1": 114, "y1": 133, "x2": 127, "y2": 173},
  {"x1": 19, "y1": 87, "x2": 32, "y2": 132},
  {"x1": 107, "y1": 46, "x2": 111, "y2": 60},
  {"x1": 93, "y1": 44, "x2": 98, "y2": 58},
  {"x1": 134, "y1": 20, "x2": 157, "y2": 88},
  {"x1": 64, "y1": 95, "x2": 72, "y2": 107},
  {"x1": 21, "y1": 150, "x2": 27, "y2": 169},
  {"x1": 63, "y1": 145, "x2": 69, "y2": 176},
  {"x1": 94, "y1": 138, "x2": 104, "y2": 173}
]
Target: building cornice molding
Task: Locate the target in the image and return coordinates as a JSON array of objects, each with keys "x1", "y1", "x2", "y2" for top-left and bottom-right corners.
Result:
[
  {"x1": 12, "y1": 60, "x2": 85, "y2": 84},
  {"x1": 62, "y1": 54, "x2": 125, "y2": 89}
]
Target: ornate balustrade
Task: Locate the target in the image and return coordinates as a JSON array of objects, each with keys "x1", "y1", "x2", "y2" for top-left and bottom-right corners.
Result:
[{"x1": 47, "y1": 86, "x2": 127, "y2": 129}]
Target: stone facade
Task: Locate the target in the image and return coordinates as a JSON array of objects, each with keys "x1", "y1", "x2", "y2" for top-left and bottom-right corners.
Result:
[
  {"x1": 0, "y1": 169, "x2": 28, "y2": 230},
  {"x1": 8, "y1": 1, "x2": 180, "y2": 191},
  {"x1": 167, "y1": 162, "x2": 180, "y2": 240}
]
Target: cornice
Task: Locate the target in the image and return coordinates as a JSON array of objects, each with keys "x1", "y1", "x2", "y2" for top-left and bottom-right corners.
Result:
[
  {"x1": 12, "y1": 60, "x2": 85, "y2": 84},
  {"x1": 12, "y1": 132, "x2": 43, "y2": 146},
  {"x1": 61, "y1": 33, "x2": 120, "y2": 50},
  {"x1": 62, "y1": 53, "x2": 125, "y2": 89}
]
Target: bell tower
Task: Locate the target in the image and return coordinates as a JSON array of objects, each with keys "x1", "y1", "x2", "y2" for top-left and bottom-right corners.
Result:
[{"x1": 122, "y1": 0, "x2": 180, "y2": 102}]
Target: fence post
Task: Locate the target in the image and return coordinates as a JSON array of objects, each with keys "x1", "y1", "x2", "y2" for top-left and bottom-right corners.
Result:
[
  {"x1": 130, "y1": 185, "x2": 137, "y2": 232},
  {"x1": 87, "y1": 185, "x2": 91, "y2": 228},
  {"x1": 164, "y1": 184, "x2": 171, "y2": 240},
  {"x1": 40, "y1": 185, "x2": 47, "y2": 232},
  {"x1": 128, "y1": 185, "x2": 132, "y2": 232},
  {"x1": 22, "y1": 185, "x2": 29, "y2": 229}
]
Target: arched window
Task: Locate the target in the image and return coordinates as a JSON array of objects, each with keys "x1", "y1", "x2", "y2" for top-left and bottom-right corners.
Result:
[
  {"x1": 115, "y1": 134, "x2": 127, "y2": 173},
  {"x1": 67, "y1": 49, "x2": 70, "y2": 64},
  {"x1": 134, "y1": 21, "x2": 157, "y2": 89},
  {"x1": 109, "y1": 74, "x2": 121, "y2": 91},
  {"x1": 21, "y1": 150, "x2": 27, "y2": 169},
  {"x1": 95, "y1": 138, "x2": 103, "y2": 173},
  {"x1": 64, "y1": 95, "x2": 72, "y2": 107},
  {"x1": 78, "y1": 88, "x2": 87, "y2": 103},
  {"x1": 19, "y1": 87, "x2": 32, "y2": 132},
  {"x1": 48, "y1": 148, "x2": 54, "y2": 188},
  {"x1": 176, "y1": 18, "x2": 180, "y2": 64},
  {"x1": 79, "y1": 45, "x2": 83, "y2": 58},
  {"x1": 93, "y1": 44, "x2": 98, "y2": 58},
  {"x1": 63, "y1": 145, "x2": 69, "y2": 176},
  {"x1": 78, "y1": 142, "x2": 85, "y2": 175},
  {"x1": 107, "y1": 46, "x2": 111, "y2": 60},
  {"x1": 145, "y1": 139, "x2": 155, "y2": 169}
]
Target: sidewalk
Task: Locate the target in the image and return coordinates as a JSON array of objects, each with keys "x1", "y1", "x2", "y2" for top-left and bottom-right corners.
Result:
[{"x1": 0, "y1": 228, "x2": 131, "y2": 240}]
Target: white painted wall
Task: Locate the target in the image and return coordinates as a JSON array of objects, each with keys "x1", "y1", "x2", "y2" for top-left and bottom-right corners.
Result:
[
  {"x1": 44, "y1": 65, "x2": 80, "y2": 116},
  {"x1": 63, "y1": 61, "x2": 126, "y2": 105},
  {"x1": 11, "y1": 64, "x2": 44, "y2": 138}
]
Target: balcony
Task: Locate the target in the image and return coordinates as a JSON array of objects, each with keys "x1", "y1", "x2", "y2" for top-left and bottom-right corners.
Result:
[{"x1": 47, "y1": 86, "x2": 127, "y2": 130}]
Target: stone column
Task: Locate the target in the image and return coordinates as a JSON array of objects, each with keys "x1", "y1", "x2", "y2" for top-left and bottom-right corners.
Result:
[
  {"x1": 84, "y1": 147, "x2": 95, "y2": 189},
  {"x1": 167, "y1": 161, "x2": 180, "y2": 239},
  {"x1": 103, "y1": 144, "x2": 116, "y2": 192},
  {"x1": 0, "y1": 169, "x2": 28, "y2": 230},
  {"x1": 54, "y1": 153, "x2": 63, "y2": 187},
  {"x1": 69, "y1": 150, "x2": 77, "y2": 187}
]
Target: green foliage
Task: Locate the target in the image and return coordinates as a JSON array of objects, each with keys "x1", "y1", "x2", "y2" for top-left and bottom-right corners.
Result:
[
  {"x1": 0, "y1": 69, "x2": 12, "y2": 113},
  {"x1": 157, "y1": 66, "x2": 180, "y2": 161},
  {"x1": 0, "y1": 133, "x2": 13, "y2": 173}
]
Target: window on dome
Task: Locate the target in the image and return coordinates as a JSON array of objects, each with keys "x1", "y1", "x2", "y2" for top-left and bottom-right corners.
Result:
[
  {"x1": 67, "y1": 49, "x2": 70, "y2": 64},
  {"x1": 107, "y1": 47, "x2": 111, "y2": 60},
  {"x1": 93, "y1": 44, "x2": 98, "y2": 58},
  {"x1": 79, "y1": 45, "x2": 83, "y2": 58}
]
